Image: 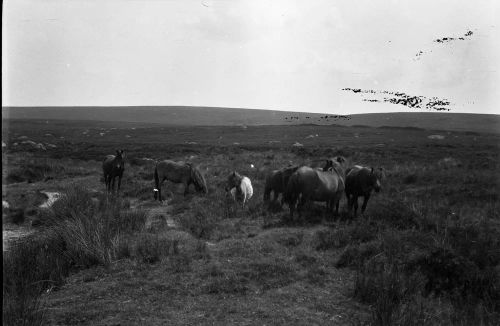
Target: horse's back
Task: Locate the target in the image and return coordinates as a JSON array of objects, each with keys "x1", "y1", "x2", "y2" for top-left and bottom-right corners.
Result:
[
  {"x1": 103, "y1": 155, "x2": 115, "y2": 165},
  {"x1": 103, "y1": 155, "x2": 116, "y2": 173},
  {"x1": 295, "y1": 166, "x2": 343, "y2": 200},
  {"x1": 156, "y1": 160, "x2": 190, "y2": 182},
  {"x1": 345, "y1": 165, "x2": 372, "y2": 194},
  {"x1": 281, "y1": 166, "x2": 299, "y2": 184},
  {"x1": 241, "y1": 176, "x2": 253, "y2": 199}
]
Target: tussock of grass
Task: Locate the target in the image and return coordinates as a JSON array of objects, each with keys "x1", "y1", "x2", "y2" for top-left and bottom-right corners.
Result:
[
  {"x1": 3, "y1": 232, "x2": 70, "y2": 326},
  {"x1": 3, "y1": 185, "x2": 152, "y2": 324}
]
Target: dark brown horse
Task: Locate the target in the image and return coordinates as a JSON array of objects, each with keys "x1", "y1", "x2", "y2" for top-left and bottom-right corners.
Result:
[
  {"x1": 263, "y1": 165, "x2": 299, "y2": 207},
  {"x1": 284, "y1": 162, "x2": 346, "y2": 220},
  {"x1": 103, "y1": 150, "x2": 125, "y2": 194},
  {"x1": 345, "y1": 165, "x2": 384, "y2": 217},
  {"x1": 153, "y1": 160, "x2": 207, "y2": 201}
]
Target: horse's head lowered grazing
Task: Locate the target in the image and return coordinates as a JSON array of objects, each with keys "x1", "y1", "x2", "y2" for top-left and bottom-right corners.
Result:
[
  {"x1": 187, "y1": 163, "x2": 208, "y2": 194},
  {"x1": 225, "y1": 171, "x2": 243, "y2": 192},
  {"x1": 225, "y1": 171, "x2": 253, "y2": 207}
]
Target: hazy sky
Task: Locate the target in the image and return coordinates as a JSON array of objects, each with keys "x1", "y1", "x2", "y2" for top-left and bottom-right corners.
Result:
[{"x1": 2, "y1": 0, "x2": 499, "y2": 114}]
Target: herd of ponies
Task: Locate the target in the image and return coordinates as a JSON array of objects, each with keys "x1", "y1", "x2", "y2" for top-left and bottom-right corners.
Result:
[{"x1": 102, "y1": 150, "x2": 385, "y2": 219}]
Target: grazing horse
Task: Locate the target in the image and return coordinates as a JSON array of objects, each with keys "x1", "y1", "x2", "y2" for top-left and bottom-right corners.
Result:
[
  {"x1": 103, "y1": 150, "x2": 125, "y2": 194},
  {"x1": 263, "y1": 165, "x2": 299, "y2": 207},
  {"x1": 345, "y1": 165, "x2": 384, "y2": 217},
  {"x1": 225, "y1": 171, "x2": 253, "y2": 208},
  {"x1": 153, "y1": 160, "x2": 207, "y2": 201},
  {"x1": 284, "y1": 162, "x2": 346, "y2": 219}
]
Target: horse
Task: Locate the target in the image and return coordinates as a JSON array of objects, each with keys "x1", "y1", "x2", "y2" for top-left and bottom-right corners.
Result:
[
  {"x1": 103, "y1": 150, "x2": 125, "y2": 194},
  {"x1": 284, "y1": 162, "x2": 346, "y2": 220},
  {"x1": 323, "y1": 156, "x2": 348, "y2": 171},
  {"x1": 225, "y1": 171, "x2": 253, "y2": 208},
  {"x1": 153, "y1": 160, "x2": 208, "y2": 201},
  {"x1": 263, "y1": 165, "x2": 300, "y2": 207},
  {"x1": 345, "y1": 165, "x2": 384, "y2": 217}
]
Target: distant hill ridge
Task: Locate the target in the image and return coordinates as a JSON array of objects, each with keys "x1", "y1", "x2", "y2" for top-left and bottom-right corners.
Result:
[{"x1": 2, "y1": 106, "x2": 499, "y2": 134}]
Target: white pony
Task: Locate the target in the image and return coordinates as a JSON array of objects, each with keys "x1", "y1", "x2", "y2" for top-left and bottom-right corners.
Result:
[{"x1": 226, "y1": 171, "x2": 253, "y2": 207}]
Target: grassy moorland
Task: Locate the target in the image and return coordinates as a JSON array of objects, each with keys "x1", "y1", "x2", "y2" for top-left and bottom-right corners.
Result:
[
  {"x1": 2, "y1": 118, "x2": 500, "y2": 325},
  {"x1": 3, "y1": 107, "x2": 500, "y2": 134}
]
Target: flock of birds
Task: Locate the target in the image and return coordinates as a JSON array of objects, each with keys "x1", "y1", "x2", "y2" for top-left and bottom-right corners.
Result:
[
  {"x1": 342, "y1": 30, "x2": 475, "y2": 112},
  {"x1": 342, "y1": 88, "x2": 451, "y2": 112}
]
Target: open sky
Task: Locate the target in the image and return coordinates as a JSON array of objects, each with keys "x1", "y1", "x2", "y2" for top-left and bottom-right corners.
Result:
[{"x1": 2, "y1": 0, "x2": 499, "y2": 114}]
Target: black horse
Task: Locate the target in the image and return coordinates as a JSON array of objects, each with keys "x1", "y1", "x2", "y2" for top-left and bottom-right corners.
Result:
[{"x1": 103, "y1": 150, "x2": 125, "y2": 194}]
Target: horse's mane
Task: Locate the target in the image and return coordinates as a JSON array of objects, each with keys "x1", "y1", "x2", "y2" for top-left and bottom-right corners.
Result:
[
  {"x1": 326, "y1": 162, "x2": 346, "y2": 180},
  {"x1": 373, "y1": 167, "x2": 385, "y2": 180}
]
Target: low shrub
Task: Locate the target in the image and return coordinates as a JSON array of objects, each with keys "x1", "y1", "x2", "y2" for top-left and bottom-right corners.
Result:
[
  {"x1": 114, "y1": 209, "x2": 147, "y2": 234},
  {"x1": 134, "y1": 233, "x2": 176, "y2": 264},
  {"x1": 5, "y1": 208, "x2": 25, "y2": 225},
  {"x1": 202, "y1": 269, "x2": 249, "y2": 295},
  {"x1": 335, "y1": 240, "x2": 382, "y2": 268},
  {"x1": 239, "y1": 258, "x2": 297, "y2": 290},
  {"x1": 112, "y1": 234, "x2": 132, "y2": 260},
  {"x1": 6, "y1": 161, "x2": 62, "y2": 184},
  {"x1": 355, "y1": 260, "x2": 426, "y2": 326},
  {"x1": 403, "y1": 173, "x2": 418, "y2": 184},
  {"x1": 314, "y1": 228, "x2": 348, "y2": 250}
]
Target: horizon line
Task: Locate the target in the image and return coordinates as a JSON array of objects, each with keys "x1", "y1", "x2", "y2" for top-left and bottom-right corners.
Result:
[{"x1": 1, "y1": 105, "x2": 497, "y2": 116}]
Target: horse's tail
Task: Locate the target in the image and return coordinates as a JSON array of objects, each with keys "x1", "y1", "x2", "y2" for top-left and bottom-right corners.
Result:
[
  {"x1": 190, "y1": 166, "x2": 208, "y2": 194},
  {"x1": 154, "y1": 164, "x2": 160, "y2": 190}
]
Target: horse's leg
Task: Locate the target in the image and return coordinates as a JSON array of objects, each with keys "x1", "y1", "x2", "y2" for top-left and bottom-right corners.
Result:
[
  {"x1": 106, "y1": 176, "x2": 111, "y2": 194},
  {"x1": 279, "y1": 192, "x2": 284, "y2": 208},
  {"x1": 353, "y1": 196, "x2": 359, "y2": 218},
  {"x1": 297, "y1": 195, "x2": 306, "y2": 219},
  {"x1": 361, "y1": 194, "x2": 371, "y2": 214},
  {"x1": 111, "y1": 176, "x2": 116, "y2": 195},
  {"x1": 184, "y1": 181, "x2": 190, "y2": 196},
  {"x1": 289, "y1": 197, "x2": 295, "y2": 220},
  {"x1": 117, "y1": 174, "x2": 122, "y2": 195}
]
